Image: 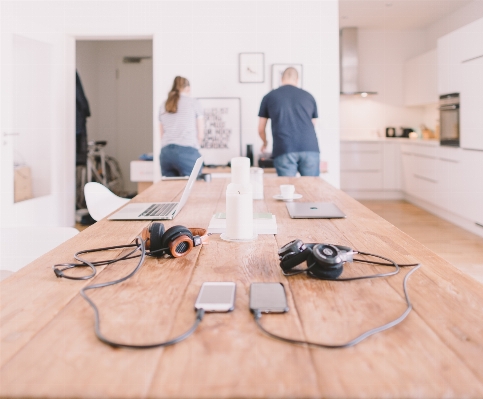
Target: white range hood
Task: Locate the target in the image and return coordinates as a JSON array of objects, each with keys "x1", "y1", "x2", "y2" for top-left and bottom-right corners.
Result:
[{"x1": 340, "y1": 28, "x2": 377, "y2": 96}]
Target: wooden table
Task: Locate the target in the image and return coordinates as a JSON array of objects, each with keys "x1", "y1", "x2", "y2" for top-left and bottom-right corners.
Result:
[{"x1": 1, "y1": 177, "x2": 483, "y2": 398}]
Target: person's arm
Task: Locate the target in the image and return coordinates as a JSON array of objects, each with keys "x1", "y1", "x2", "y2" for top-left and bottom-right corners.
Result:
[
  {"x1": 197, "y1": 117, "x2": 205, "y2": 145},
  {"x1": 258, "y1": 117, "x2": 268, "y2": 153},
  {"x1": 312, "y1": 118, "x2": 317, "y2": 128},
  {"x1": 159, "y1": 123, "x2": 164, "y2": 139}
]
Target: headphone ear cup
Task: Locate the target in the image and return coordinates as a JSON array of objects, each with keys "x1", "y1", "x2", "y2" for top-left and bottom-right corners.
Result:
[
  {"x1": 149, "y1": 223, "x2": 166, "y2": 255},
  {"x1": 161, "y1": 225, "x2": 193, "y2": 257},
  {"x1": 280, "y1": 246, "x2": 312, "y2": 272},
  {"x1": 307, "y1": 244, "x2": 344, "y2": 280},
  {"x1": 307, "y1": 262, "x2": 344, "y2": 280}
]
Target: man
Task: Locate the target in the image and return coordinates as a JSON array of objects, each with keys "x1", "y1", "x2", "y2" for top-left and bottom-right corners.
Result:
[{"x1": 258, "y1": 67, "x2": 320, "y2": 176}]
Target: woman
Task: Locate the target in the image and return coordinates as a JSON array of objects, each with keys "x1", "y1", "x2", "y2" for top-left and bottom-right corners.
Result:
[{"x1": 159, "y1": 76, "x2": 204, "y2": 177}]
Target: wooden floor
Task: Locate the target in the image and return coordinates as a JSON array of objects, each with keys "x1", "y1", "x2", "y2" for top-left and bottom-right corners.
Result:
[{"x1": 360, "y1": 200, "x2": 483, "y2": 284}]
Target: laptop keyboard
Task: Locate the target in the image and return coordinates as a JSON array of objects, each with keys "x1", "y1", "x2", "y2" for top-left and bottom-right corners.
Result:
[{"x1": 139, "y1": 203, "x2": 177, "y2": 217}]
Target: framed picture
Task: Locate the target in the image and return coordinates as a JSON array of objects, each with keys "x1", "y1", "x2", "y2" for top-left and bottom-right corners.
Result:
[
  {"x1": 197, "y1": 97, "x2": 242, "y2": 166},
  {"x1": 239, "y1": 53, "x2": 264, "y2": 83},
  {"x1": 271, "y1": 64, "x2": 303, "y2": 89}
]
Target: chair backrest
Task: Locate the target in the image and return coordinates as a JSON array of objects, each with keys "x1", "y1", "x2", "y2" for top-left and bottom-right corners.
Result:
[
  {"x1": 84, "y1": 182, "x2": 129, "y2": 221},
  {"x1": 0, "y1": 227, "x2": 79, "y2": 274}
]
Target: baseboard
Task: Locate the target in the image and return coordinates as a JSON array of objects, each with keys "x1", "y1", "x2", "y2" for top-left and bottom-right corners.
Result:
[
  {"x1": 404, "y1": 193, "x2": 483, "y2": 239},
  {"x1": 343, "y1": 190, "x2": 404, "y2": 200}
]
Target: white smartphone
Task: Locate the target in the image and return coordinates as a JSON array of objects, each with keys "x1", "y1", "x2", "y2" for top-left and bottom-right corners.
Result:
[{"x1": 195, "y1": 282, "x2": 236, "y2": 312}]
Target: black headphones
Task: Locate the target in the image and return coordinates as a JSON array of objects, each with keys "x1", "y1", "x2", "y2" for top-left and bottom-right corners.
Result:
[
  {"x1": 141, "y1": 222, "x2": 209, "y2": 258},
  {"x1": 278, "y1": 239, "x2": 355, "y2": 279}
]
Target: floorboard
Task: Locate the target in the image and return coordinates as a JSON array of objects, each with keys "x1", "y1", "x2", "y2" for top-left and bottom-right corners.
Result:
[{"x1": 360, "y1": 200, "x2": 483, "y2": 284}]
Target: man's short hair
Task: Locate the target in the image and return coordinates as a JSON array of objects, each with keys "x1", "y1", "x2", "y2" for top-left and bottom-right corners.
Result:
[{"x1": 282, "y1": 67, "x2": 298, "y2": 81}]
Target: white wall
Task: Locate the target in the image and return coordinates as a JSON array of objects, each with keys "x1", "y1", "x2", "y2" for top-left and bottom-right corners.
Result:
[
  {"x1": 152, "y1": 1, "x2": 340, "y2": 186},
  {"x1": 425, "y1": 0, "x2": 483, "y2": 51},
  {"x1": 1, "y1": 0, "x2": 341, "y2": 218},
  {"x1": 340, "y1": 29, "x2": 427, "y2": 139},
  {"x1": 76, "y1": 40, "x2": 153, "y2": 193}
]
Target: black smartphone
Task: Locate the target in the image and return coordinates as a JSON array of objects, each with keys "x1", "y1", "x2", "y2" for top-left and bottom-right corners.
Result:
[{"x1": 249, "y1": 283, "x2": 289, "y2": 313}]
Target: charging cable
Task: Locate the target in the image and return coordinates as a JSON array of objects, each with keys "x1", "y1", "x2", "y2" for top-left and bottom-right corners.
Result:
[
  {"x1": 254, "y1": 261, "x2": 421, "y2": 349},
  {"x1": 55, "y1": 236, "x2": 204, "y2": 349}
]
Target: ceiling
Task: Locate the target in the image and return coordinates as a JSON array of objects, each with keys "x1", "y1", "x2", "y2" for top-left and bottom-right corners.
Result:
[{"x1": 339, "y1": 0, "x2": 474, "y2": 30}]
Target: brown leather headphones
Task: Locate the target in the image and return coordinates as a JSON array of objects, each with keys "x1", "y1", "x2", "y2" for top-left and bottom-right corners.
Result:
[{"x1": 141, "y1": 222, "x2": 209, "y2": 258}]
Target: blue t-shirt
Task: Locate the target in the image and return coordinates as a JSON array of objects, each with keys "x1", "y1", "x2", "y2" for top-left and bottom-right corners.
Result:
[{"x1": 258, "y1": 85, "x2": 319, "y2": 158}]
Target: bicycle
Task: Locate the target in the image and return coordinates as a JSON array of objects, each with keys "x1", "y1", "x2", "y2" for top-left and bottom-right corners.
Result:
[{"x1": 76, "y1": 140, "x2": 124, "y2": 209}]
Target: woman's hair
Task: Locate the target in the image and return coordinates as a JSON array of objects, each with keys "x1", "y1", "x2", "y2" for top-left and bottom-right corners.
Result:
[{"x1": 165, "y1": 76, "x2": 190, "y2": 113}]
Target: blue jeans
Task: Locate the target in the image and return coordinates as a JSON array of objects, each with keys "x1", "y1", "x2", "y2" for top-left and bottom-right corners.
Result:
[
  {"x1": 160, "y1": 144, "x2": 202, "y2": 177},
  {"x1": 273, "y1": 151, "x2": 320, "y2": 176}
]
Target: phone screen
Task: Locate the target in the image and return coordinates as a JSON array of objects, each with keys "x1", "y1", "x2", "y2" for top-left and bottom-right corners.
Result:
[
  {"x1": 195, "y1": 282, "x2": 236, "y2": 312},
  {"x1": 249, "y1": 283, "x2": 289, "y2": 313}
]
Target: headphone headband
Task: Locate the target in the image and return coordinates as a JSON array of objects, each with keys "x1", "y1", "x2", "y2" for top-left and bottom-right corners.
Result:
[{"x1": 141, "y1": 224, "x2": 209, "y2": 257}]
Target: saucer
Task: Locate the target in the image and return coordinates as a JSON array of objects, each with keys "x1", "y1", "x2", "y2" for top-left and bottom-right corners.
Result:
[{"x1": 273, "y1": 193, "x2": 303, "y2": 201}]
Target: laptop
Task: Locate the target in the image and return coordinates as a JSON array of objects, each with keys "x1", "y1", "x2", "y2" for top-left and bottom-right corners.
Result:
[
  {"x1": 108, "y1": 157, "x2": 203, "y2": 220},
  {"x1": 286, "y1": 202, "x2": 346, "y2": 219}
]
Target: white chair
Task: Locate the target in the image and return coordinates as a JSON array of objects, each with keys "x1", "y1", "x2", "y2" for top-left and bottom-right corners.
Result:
[
  {"x1": 0, "y1": 227, "x2": 79, "y2": 281},
  {"x1": 84, "y1": 182, "x2": 129, "y2": 221}
]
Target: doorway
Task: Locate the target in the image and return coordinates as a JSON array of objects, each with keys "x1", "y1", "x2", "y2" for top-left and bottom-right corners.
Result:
[{"x1": 75, "y1": 39, "x2": 153, "y2": 205}]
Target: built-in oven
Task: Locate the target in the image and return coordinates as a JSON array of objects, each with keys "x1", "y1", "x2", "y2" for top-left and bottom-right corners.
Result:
[{"x1": 439, "y1": 93, "x2": 460, "y2": 146}]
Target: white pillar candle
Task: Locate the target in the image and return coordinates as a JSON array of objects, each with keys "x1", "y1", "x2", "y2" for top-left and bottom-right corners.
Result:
[
  {"x1": 225, "y1": 156, "x2": 254, "y2": 240},
  {"x1": 225, "y1": 183, "x2": 253, "y2": 239},
  {"x1": 231, "y1": 157, "x2": 250, "y2": 185}
]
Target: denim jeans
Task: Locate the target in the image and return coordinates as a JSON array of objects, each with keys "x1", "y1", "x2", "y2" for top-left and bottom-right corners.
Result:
[
  {"x1": 160, "y1": 144, "x2": 202, "y2": 177},
  {"x1": 273, "y1": 151, "x2": 320, "y2": 176}
]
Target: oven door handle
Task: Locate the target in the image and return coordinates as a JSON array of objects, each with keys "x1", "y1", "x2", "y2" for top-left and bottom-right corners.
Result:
[{"x1": 439, "y1": 105, "x2": 459, "y2": 110}]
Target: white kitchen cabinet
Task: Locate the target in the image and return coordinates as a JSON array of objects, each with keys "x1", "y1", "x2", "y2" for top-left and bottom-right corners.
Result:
[
  {"x1": 382, "y1": 142, "x2": 401, "y2": 191},
  {"x1": 340, "y1": 142, "x2": 383, "y2": 191},
  {"x1": 437, "y1": 17, "x2": 483, "y2": 96},
  {"x1": 460, "y1": 55, "x2": 483, "y2": 151},
  {"x1": 401, "y1": 144, "x2": 440, "y2": 204},
  {"x1": 404, "y1": 50, "x2": 438, "y2": 106},
  {"x1": 401, "y1": 152, "x2": 416, "y2": 196},
  {"x1": 437, "y1": 147, "x2": 464, "y2": 216},
  {"x1": 458, "y1": 150, "x2": 483, "y2": 226},
  {"x1": 438, "y1": 33, "x2": 462, "y2": 95},
  {"x1": 458, "y1": 17, "x2": 483, "y2": 64}
]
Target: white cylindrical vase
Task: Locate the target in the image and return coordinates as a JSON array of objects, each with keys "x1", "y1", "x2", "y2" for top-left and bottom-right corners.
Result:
[
  {"x1": 225, "y1": 183, "x2": 254, "y2": 240},
  {"x1": 224, "y1": 157, "x2": 254, "y2": 241},
  {"x1": 231, "y1": 157, "x2": 251, "y2": 185}
]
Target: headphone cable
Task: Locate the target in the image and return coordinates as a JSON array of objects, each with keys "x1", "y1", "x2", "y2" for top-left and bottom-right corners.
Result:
[
  {"x1": 54, "y1": 236, "x2": 204, "y2": 349},
  {"x1": 53, "y1": 243, "x2": 170, "y2": 280},
  {"x1": 255, "y1": 262, "x2": 421, "y2": 349}
]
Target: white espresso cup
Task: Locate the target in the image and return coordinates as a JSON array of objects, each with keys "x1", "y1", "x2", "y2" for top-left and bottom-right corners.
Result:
[{"x1": 280, "y1": 184, "x2": 295, "y2": 199}]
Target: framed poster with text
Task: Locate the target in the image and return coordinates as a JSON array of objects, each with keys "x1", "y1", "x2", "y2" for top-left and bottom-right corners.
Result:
[{"x1": 197, "y1": 97, "x2": 242, "y2": 166}]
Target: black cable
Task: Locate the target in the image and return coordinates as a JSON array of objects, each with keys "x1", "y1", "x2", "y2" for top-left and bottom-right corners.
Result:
[
  {"x1": 256, "y1": 260, "x2": 421, "y2": 349},
  {"x1": 283, "y1": 251, "x2": 419, "y2": 281},
  {"x1": 52, "y1": 243, "x2": 170, "y2": 280},
  {"x1": 56, "y1": 237, "x2": 203, "y2": 349},
  {"x1": 326, "y1": 251, "x2": 400, "y2": 281}
]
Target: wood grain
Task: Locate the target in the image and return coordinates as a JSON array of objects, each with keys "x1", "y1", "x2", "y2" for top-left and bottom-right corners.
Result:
[{"x1": 1, "y1": 176, "x2": 483, "y2": 398}]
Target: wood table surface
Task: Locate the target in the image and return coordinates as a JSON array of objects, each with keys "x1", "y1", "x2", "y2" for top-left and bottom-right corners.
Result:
[{"x1": 1, "y1": 176, "x2": 483, "y2": 398}]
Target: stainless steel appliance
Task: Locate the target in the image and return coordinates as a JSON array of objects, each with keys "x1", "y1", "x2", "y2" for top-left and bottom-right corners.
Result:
[{"x1": 439, "y1": 93, "x2": 460, "y2": 146}]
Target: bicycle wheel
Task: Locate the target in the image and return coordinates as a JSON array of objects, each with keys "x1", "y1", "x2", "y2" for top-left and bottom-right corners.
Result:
[{"x1": 104, "y1": 156, "x2": 124, "y2": 196}]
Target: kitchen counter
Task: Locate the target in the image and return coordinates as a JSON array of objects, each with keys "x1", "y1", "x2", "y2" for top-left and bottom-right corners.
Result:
[{"x1": 341, "y1": 137, "x2": 440, "y2": 146}]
